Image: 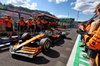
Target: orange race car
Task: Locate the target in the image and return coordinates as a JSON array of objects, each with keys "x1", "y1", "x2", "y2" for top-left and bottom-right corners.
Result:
[{"x1": 9, "y1": 28, "x2": 68, "y2": 58}]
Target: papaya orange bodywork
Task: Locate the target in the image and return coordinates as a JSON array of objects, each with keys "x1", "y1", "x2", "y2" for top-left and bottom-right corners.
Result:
[
  {"x1": 34, "y1": 46, "x2": 42, "y2": 56},
  {"x1": 14, "y1": 43, "x2": 19, "y2": 48},
  {"x1": 20, "y1": 47, "x2": 36, "y2": 54},
  {"x1": 52, "y1": 35, "x2": 57, "y2": 38},
  {"x1": 14, "y1": 34, "x2": 44, "y2": 50}
]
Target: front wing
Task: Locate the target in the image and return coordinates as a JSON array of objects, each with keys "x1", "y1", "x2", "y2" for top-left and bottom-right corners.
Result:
[{"x1": 10, "y1": 46, "x2": 42, "y2": 58}]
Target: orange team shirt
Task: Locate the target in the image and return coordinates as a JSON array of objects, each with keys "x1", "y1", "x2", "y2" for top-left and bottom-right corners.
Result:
[
  {"x1": 44, "y1": 21, "x2": 48, "y2": 24},
  {"x1": 41, "y1": 20, "x2": 44, "y2": 24},
  {"x1": 52, "y1": 22, "x2": 56, "y2": 24},
  {"x1": 36, "y1": 20, "x2": 40, "y2": 26},
  {"x1": 26, "y1": 20, "x2": 32, "y2": 27},
  {"x1": 85, "y1": 24, "x2": 88, "y2": 27},
  {"x1": 2, "y1": 17, "x2": 8, "y2": 23},
  {"x1": 49, "y1": 22, "x2": 52, "y2": 25},
  {"x1": 32, "y1": 20, "x2": 36, "y2": 23},
  {"x1": 56, "y1": 22, "x2": 58, "y2": 25},
  {"x1": 18, "y1": 19, "x2": 25, "y2": 26},
  {"x1": 63, "y1": 24, "x2": 66, "y2": 26},
  {"x1": 6, "y1": 19, "x2": 13, "y2": 28},
  {"x1": 85, "y1": 24, "x2": 91, "y2": 32}
]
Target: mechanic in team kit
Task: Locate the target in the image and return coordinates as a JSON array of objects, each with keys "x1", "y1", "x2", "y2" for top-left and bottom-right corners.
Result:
[
  {"x1": 26, "y1": 17, "x2": 33, "y2": 32},
  {"x1": 2, "y1": 15, "x2": 13, "y2": 38},
  {"x1": 32, "y1": 18, "x2": 36, "y2": 32},
  {"x1": 35, "y1": 18, "x2": 41, "y2": 32},
  {"x1": 18, "y1": 17, "x2": 27, "y2": 33}
]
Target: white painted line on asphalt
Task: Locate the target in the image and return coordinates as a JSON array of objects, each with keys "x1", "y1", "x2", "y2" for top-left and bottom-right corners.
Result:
[
  {"x1": 79, "y1": 59, "x2": 89, "y2": 64},
  {"x1": 66, "y1": 34, "x2": 80, "y2": 66},
  {"x1": 79, "y1": 63, "x2": 85, "y2": 66}
]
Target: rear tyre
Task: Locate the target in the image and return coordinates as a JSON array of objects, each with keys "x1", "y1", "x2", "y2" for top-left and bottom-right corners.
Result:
[
  {"x1": 39, "y1": 38, "x2": 51, "y2": 52},
  {"x1": 21, "y1": 33, "x2": 31, "y2": 42}
]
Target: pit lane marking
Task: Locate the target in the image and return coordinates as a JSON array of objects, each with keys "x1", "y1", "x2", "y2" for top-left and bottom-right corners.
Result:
[{"x1": 66, "y1": 34, "x2": 79, "y2": 66}]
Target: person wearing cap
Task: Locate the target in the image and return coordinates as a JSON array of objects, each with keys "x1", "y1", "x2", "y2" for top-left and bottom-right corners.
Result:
[
  {"x1": 18, "y1": 17, "x2": 26, "y2": 33},
  {"x1": 2, "y1": 15, "x2": 13, "y2": 38},
  {"x1": 26, "y1": 17, "x2": 33, "y2": 32}
]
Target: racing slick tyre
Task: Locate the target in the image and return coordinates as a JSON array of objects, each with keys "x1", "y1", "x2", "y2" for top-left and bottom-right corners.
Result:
[
  {"x1": 21, "y1": 33, "x2": 31, "y2": 42},
  {"x1": 61, "y1": 32, "x2": 67, "y2": 38},
  {"x1": 39, "y1": 38, "x2": 51, "y2": 52}
]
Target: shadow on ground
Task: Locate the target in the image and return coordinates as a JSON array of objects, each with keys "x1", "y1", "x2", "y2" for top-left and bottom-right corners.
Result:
[
  {"x1": 42, "y1": 49, "x2": 60, "y2": 58},
  {"x1": 11, "y1": 49, "x2": 60, "y2": 64},
  {"x1": 12, "y1": 55, "x2": 50, "y2": 64},
  {"x1": 65, "y1": 37, "x2": 72, "y2": 40},
  {"x1": 51, "y1": 39, "x2": 65, "y2": 47}
]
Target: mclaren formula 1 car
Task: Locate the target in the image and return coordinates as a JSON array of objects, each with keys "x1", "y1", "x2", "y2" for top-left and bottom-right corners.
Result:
[{"x1": 9, "y1": 28, "x2": 68, "y2": 58}]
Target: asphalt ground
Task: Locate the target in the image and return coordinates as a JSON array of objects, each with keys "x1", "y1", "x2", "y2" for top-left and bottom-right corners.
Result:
[{"x1": 0, "y1": 28, "x2": 78, "y2": 66}]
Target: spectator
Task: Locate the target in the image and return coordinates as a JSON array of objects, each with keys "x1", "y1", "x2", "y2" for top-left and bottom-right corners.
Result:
[
  {"x1": 79, "y1": 20, "x2": 94, "y2": 47},
  {"x1": 84, "y1": 3, "x2": 100, "y2": 66}
]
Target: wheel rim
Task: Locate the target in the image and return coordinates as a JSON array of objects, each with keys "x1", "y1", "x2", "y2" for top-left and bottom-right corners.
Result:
[{"x1": 45, "y1": 41, "x2": 50, "y2": 51}]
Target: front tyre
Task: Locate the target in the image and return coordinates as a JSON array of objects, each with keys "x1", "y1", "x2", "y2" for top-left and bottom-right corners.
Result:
[{"x1": 39, "y1": 38, "x2": 51, "y2": 52}]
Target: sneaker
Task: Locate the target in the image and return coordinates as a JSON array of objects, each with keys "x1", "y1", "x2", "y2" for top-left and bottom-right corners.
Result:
[
  {"x1": 79, "y1": 45, "x2": 84, "y2": 47},
  {"x1": 83, "y1": 56, "x2": 89, "y2": 59}
]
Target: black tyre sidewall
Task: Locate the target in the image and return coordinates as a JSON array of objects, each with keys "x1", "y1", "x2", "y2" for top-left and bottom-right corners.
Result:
[{"x1": 40, "y1": 38, "x2": 51, "y2": 52}]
